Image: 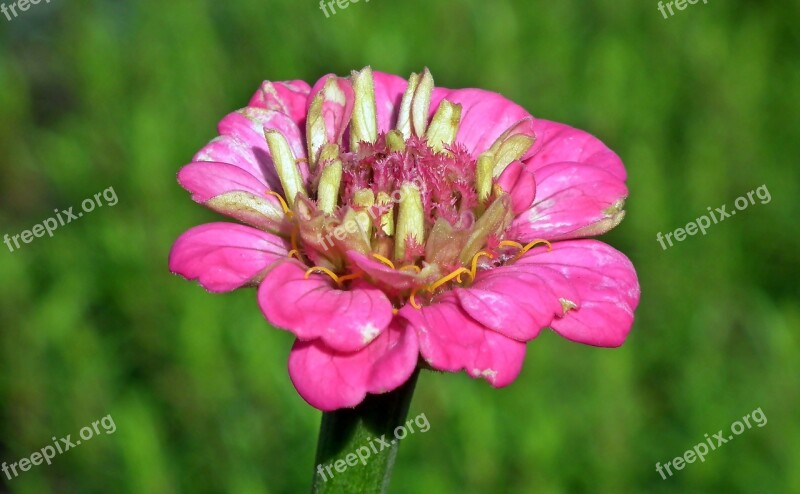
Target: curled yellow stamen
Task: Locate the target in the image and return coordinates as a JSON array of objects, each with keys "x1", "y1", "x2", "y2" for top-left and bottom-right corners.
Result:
[
  {"x1": 337, "y1": 272, "x2": 364, "y2": 284},
  {"x1": 499, "y1": 240, "x2": 525, "y2": 251},
  {"x1": 427, "y1": 267, "x2": 470, "y2": 293},
  {"x1": 499, "y1": 239, "x2": 553, "y2": 261},
  {"x1": 516, "y1": 239, "x2": 552, "y2": 259},
  {"x1": 304, "y1": 267, "x2": 363, "y2": 287},
  {"x1": 304, "y1": 266, "x2": 341, "y2": 285},
  {"x1": 265, "y1": 190, "x2": 292, "y2": 216},
  {"x1": 288, "y1": 249, "x2": 302, "y2": 260},
  {"x1": 468, "y1": 251, "x2": 494, "y2": 280},
  {"x1": 399, "y1": 264, "x2": 421, "y2": 273},
  {"x1": 409, "y1": 287, "x2": 424, "y2": 309},
  {"x1": 392, "y1": 308, "x2": 399, "y2": 315},
  {"x1": 371, "y1": 253, "x2": 396, "y2": 270}
]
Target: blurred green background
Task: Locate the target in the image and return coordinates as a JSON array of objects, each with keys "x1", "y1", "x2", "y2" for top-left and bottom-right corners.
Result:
[{"x1": 1, "y1": 0, "x2": 798, "y2": 492}]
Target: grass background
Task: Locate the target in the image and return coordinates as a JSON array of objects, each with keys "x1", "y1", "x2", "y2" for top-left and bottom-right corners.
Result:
[{"x1": 1, "y1": 0, "x2": 798, "y2": 492}]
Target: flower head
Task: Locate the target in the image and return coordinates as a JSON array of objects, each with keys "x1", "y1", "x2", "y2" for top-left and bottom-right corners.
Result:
[{"x1": 169, "y1": 67, "x2": 640, "y2": 411}]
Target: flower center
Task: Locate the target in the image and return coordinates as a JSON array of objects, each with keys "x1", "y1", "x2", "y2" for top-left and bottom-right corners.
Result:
[
  {"x1": 258, "y1": 67, "x2": 549, "y2": 309},
  {"x1": 339, "y1": 134, "x2": 480, "y2": 229}
]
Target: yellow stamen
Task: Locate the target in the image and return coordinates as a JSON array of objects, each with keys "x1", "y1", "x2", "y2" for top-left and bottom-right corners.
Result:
[
  {"x1": 468, "y1": 251, "x2": 494, "y2": 280},
  {"x1": 499, "y1": 240, "x2": 525, "y2": 251},
  {"x1": 304, "y1": 267, "x2": 341, "y2": 285},
  {"x1": 399, "y1": 264, "x2": 421, "y2": 273},
  {"x1": 499, "y1": 239, "x2": 553, "y2": 261},
  {"x1": 371, "y1": 253, "x2": 395, "y2": 270},
  {"x1": 516, "y1": 239, "x2": 552, "y2": 259},
  {"x1": 392, "y1": 308, "x2": 399, "y2": 315},
  {"x1": 427, "y1": 267, "x2": 470, "y2": 293},
  {"x1": 409, "y1": 287, "x2": 424, "y2": 309},
  {"x1": 290, "y1": 227, "x2": 299, "y2": 252},
  {"x1": 265, "y1": 190, "x2": 292, "y2": 217},
  {"x1": 337, "y1": 272, "x2": 364, "y2": 284},
  {"x1": 304, "y1": 266, "x2": 363, "y2": 287},
  {"x1": 288, "y1": 249, "x2": 302, "y2": 260}
]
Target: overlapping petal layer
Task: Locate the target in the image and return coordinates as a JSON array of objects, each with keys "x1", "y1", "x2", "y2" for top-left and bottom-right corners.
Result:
[
  {"x1": 248, "y1": 79, "x2": 312, "y2": 124},
  {"x1": 258, "y1": 261, "x2": 394, "y2": 352},
  {"x1": 512, "y1": 162, "x2": 628, "y2": 241},
  {"x1": 169, "y1": 222, "x2": 288, "y2": 292},
  {"x1": 288, "y1": 318, "x2": 419, "y2": 411},
  {"x1": 402, "y1": 300, "x2": 527, "y2": 387},
  {"x1": 515, "y1": 240, "x2": 640, "y2": 346}
]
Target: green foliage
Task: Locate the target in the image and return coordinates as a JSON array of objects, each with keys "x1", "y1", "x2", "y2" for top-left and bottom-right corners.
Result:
[{"x1": 0, "y1": 0, "x2": 798, "y2": 492}]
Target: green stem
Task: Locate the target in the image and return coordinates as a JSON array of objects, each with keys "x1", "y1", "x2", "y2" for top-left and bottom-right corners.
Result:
[{"x1": 310, "y1": 369, "x2": 420, "y2": 494}]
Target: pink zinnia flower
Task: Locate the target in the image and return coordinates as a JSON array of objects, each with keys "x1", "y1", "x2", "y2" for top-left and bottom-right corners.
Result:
[{"x1": 169, "y1": 67, "x2": 640, "y2": 411}]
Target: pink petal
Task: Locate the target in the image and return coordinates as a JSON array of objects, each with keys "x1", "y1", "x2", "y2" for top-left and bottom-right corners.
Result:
[
  {"x1": 169, "y1": 223, "x2": 289, "y2": 292},
  {"x1": 401, "y1": 300, "x2": 526, "y2": 387},
  {"x1": 454, "y1": 263, "x2": 579, "y2": 342},
  {"x1": 511, "y1": 162, "x2": 628, "y2": 241},
  {"x1": 178, "y1": 161, "x2": 271, "y2": 201},
  {"x1": 307, "y1": 75, "x2": 355, "y2": 146},
  {"x1": 347, "y1": 251, "x2": 431, "y2": 294},
  {"x1": 287, "y1": 318, "x2": 419, "y2": 411},
  {"x1": 372, "y1": 71, "x2": 411, "y2": 134},
  {"x1": 218, "y1": 108, "x2": 308, "y2": 165},
  {"x1": 194, "y1": 109, "x2": 308, "y2": 194},
  {"x1": 177, "y1": 162, "x2": 286, "y2": 230},
  {"x1": 515, "y1": 240, "x2": 640, "y2": 347},
  {"x1": 248, "y1": 80, "x2": 312, "y2": 126},
  {"x1": 497, "y1": 160, "x2": 536, "y2": 214},
  {"x1": 258, "y1": 261, "x2": 394, "y2": 352},
  {"x1": 309, "y1": 71, "x2": 408, "y2": 140},
  {"x1": 430, "y1": 87, "x2": 534, "y2": 155},
  {"x1": 193, "y1": 135, "x2": 281, "y2": 193},
  {"x1": 526, "y1": 119, "x2": 626, "y2": 180}
]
